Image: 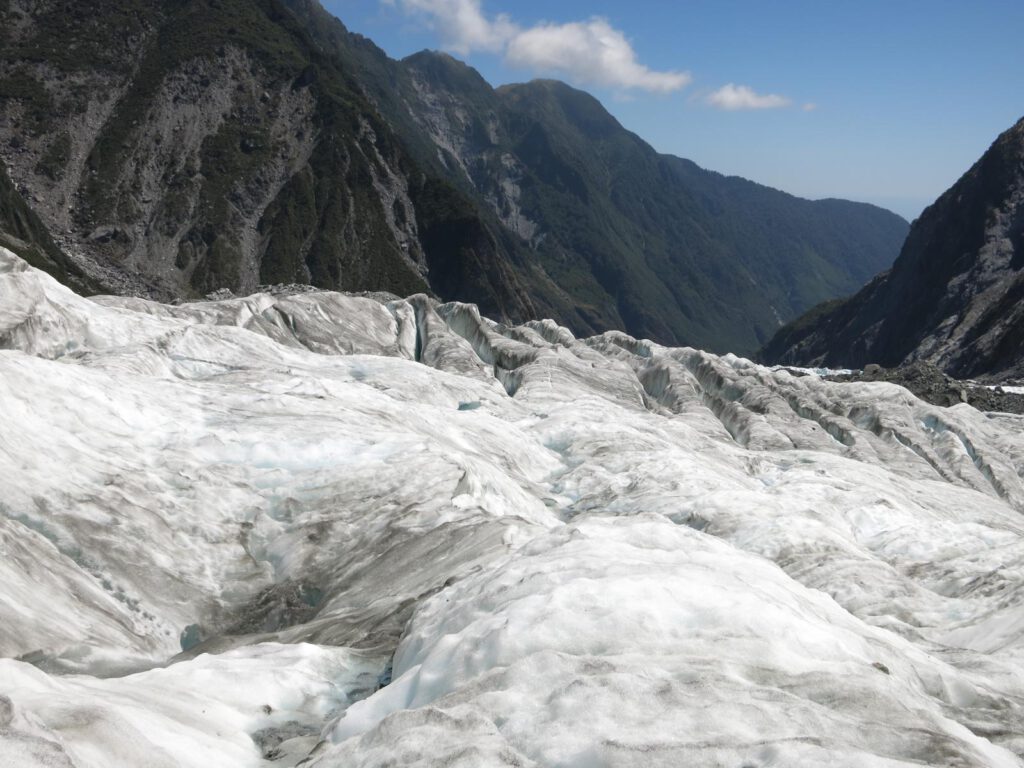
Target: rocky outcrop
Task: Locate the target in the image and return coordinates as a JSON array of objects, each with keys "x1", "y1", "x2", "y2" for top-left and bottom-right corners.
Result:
[
  {"x1": 0, "y1": 163, "x2": 100, "y2": 295},
  {"x1": 762, "y1": 116, "x2": 1024, "y2": 379},
  {"x1": 825, "y1": 362, "x2": 1024, "y2": 413}
]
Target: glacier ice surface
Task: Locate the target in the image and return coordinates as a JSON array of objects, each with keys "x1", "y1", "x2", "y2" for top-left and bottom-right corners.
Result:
[{"x1": 1, "y1": 246, "x2": 1024, "y2": 766}]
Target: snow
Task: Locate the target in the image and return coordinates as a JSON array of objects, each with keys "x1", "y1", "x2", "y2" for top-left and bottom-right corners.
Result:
[
  {"x1": 1, "y1": 643, "x2": 381, "y2": 766},
  {"x1": 1, "y1": 245, "x2": 1024, "y2": 766},
  {"x1": 771, "y1": 364, "x2": 858, "y2": 377},
  {"x1": 987, "y1": 384, "x2": 1024, "y2": 395}
]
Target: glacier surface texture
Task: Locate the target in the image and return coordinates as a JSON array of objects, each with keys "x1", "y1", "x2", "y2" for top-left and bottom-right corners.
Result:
[{"x1": 1, "y1": 246, "x2": 1024, "y2": 767}]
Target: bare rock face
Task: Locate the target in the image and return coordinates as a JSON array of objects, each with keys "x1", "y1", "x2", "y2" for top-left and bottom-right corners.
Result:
[
  {"x1": 0, "y1": 163, "x2": 101, "y2": 295},
  {"x1": 0, "y1": 0, "x2": 529, "y2": 310},
  {"x1": 762, "y1": 116, "x2": 1024, "y2": 380}
]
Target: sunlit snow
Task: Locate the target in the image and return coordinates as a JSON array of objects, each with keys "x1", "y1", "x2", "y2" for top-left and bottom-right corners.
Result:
[{"x1": 1, "y1": 246, "x2": 1023, "y2": 767}]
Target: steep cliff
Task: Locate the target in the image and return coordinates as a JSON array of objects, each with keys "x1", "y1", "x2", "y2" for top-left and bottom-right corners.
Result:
[{"x1": 762, "y1": 116, "x2": 1024, "y2": 379}]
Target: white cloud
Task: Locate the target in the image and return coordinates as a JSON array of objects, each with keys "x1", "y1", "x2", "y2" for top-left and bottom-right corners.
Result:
[
  {"x1": 706, "y1": 83, "x2": 791, "y2": 111},
  {"x1": 388, "y1": 0, "x2": 690, "y2": 93},
  {"x1": 393, "y1": 0, "x2": 515, "y2": 54},
  {"x1": 505, "y1": 18, "x2": 691, "y2": 93},
  {"x1": 802, "y1": 102, "x2": 817, "y2": 112}
]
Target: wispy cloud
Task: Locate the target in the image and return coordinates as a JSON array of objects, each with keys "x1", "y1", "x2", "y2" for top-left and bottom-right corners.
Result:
[
  {"x1": 706, "y1": 83, "x2": 791, "y2": 111},
  {"x1": 386, "y1": 0, "x2": 690, "y2": 93},
  {"x1": 393, "y1": 0, "x2": 514, "y2": 54},
  {"x1": 505, "y1": 19, "x2": 691, "y2": 93}
]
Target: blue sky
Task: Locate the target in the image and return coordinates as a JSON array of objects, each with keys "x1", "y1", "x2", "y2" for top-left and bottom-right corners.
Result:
[{"x1": 322, "y1": 0, "x2": 1024, "y2": 221}]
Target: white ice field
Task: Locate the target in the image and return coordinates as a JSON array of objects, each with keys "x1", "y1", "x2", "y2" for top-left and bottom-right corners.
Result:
[{"x1": 1, "y1": 245, "x2": 1024, "y2": 767}]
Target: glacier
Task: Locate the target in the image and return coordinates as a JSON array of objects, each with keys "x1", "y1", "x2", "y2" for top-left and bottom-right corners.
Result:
[{"x1": 1, "y1": 244, "x2": 1024, "y2": 767}]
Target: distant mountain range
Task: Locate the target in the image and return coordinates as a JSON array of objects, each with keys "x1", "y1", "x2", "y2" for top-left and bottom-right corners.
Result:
[
  {"x1": 762, "y1": 116, "x2": 1024, "y2": 379},
  {"x1": 0, "y1": 0, "x2": 908, "y2": 355}
]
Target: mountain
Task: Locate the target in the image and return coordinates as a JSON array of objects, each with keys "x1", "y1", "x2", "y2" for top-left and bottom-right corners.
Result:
[
  {"x1": 399, "y1": 61, "x2": 907, "y2": 353},
  {"x1": 762, "y1": 116, "x2": 1024, "y2": 378},
  {"x1": 3, "y1": 244, "x2": 1024, "y2": 765},
  {"x1": 0, "y1": 0, "x2": 907, "y2": 354},
  {"x1": 0, "y1": 0, "x2": 536, "y2": 317},
  {"x1": 290, "y1": 8, "x2": 910, "y2": 353}
]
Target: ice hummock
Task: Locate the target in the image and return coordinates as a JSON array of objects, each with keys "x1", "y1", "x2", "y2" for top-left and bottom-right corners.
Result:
[{"x1": 1, "y1": 245, "x2": 1024, "y2": 767}]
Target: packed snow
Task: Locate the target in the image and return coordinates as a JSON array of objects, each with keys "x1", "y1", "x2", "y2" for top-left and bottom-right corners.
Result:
[{"x1": 1, "y1": 244, "x2": 1023, "y2": 767}]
